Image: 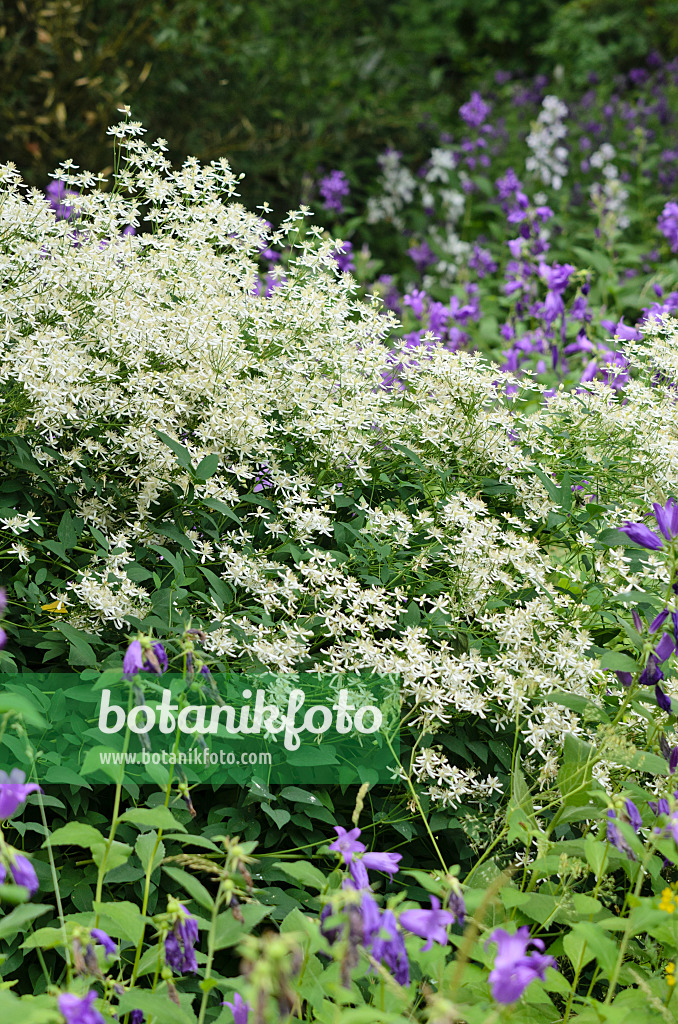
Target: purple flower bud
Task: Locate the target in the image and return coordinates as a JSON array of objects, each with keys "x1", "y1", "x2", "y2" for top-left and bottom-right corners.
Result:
[
  {"x1": 625, "y1": 799, "x2": 642, "y2": 832},
  {"x1": 615, "y1": 671, "x2": 633, "y2": 687},
  {"x1": 360, "y1": 851, "x2": 402, "y2": 879},
  {"x1": 655, "y1": 633, "x2": 676, "y2": 663},
  {"x1": 90, "y1": 928, "x2": 117, "y2": 958},
  {"x1": 10, "y1": 854, "x2": 39, "y2": 895},
  {"x1": 657, "y1": 685, "x2": 673, "y2": 713},
  {"x1": 650, "y1": 797, "x2": 670, "y2": 815},
  {"x1": 619, "y1": 522, "x2": 664, "y2": 550},
  {"x1": 651, "y1": 610, "x2": 670, "y2": 633}
]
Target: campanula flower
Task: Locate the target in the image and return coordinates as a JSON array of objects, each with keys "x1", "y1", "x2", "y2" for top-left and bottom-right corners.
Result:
[
  {"x1": 399, "y1": 895, "x2": 455, "y2": 951},
  {"x1": 329, "y1": 826, "x2": 366, "y2": 864},
  {"x1": 619, "y1": 521, "x2": 663, "y2": 550},
  {"x1": 9, "y1": 853, "x2": 39, "y2": 895},
  {"x1": 0, "y1": 769, "x2": 41, "y2": 819},
  {"x1": 57, "y1": 991, "x2": 105, "y2": 1024},
  {"x1": 371, "y1": 909, "x2": 410, "y2": 985},
  {"x1": 360, "y1": 851, "x2": 402, "y2": 879},
  {"x1": 654, "y1": 499, "x2": 678, "y2": 541},
  {"x1": 486, "y1": 926, "x2": 556, "y2": 1003},
  {"x1": 222, "y1": 992, "x2": 251, "y2": 1024},
  {"x1": 90, "y1": 928, "x2": 117, "y2": 958},
  {"x1": 165, "y1": 902, "x2": 199, "y2": 974}
]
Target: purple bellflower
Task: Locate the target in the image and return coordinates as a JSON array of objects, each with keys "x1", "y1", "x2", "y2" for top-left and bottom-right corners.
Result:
[
  {"x1": 329, "y1": 826, "x2": 366, "y2": 864},
  {"x1": 222, "y1": 992, "x2": 251, "y2": 1024},
  {"x1": 486, "y1": 926, "x2": 556, "y2": 1004},
  {"x1": 399, "y1": 895, "x2": 455, "y2": 951},
  {"x1": 57, "y1": 991, "x2": 105, "y2": 1024},
  {"x1": 9, "y1": 853, "x2": 39, "y2": 895},
  {"x1": 165, "y1": 903, "x2": 199, "y2": 974},
  {"x1": 371, "y1": 909, "x2": 410, "y2": 985},
  {"x1": 90, "y1": 928, "x2": 117, "y2": 958},
  {"x1": 0, "y1": 769, "x2": 41, "y2": 819},
  {"x1": 123, "y1": 639, "x2": 168, "y2": 679}
]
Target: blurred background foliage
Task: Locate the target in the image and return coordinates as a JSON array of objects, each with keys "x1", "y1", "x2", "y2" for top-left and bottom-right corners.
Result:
[{"x1": 2, "y1": 0, "x2": 678, "y2": 210}]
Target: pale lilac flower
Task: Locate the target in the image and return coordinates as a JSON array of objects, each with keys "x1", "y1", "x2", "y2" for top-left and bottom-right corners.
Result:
[{"x1": 319, "y1": 170, "x2": 350, "y2": 213}]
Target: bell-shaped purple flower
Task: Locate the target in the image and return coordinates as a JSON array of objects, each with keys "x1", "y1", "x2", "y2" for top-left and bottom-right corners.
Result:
[
  {"x1": 619, "y1": 521, "x2": 664, "y2": 550},
  {"x1": 57, "y1": 991, "x2": 105, "y2": 1024},
  {"x1": 129, "y1": 1013, "x2": 144, "y2": 1024},
  {"x1": 10, "y1": 853, "x2": 39, "y2": 895},
  {"x1": 399, "y1": 895, "x2": 455, "y2": 951},
  {"x1": 486, "y1": 926, "x2": 556, "y2": 1004},
  {"x1": 657, "y1": 685, "x2": 673, "y2": 713},
  {"x1": 651, "y1": 610, "x2": 670, "y2": 634},
  {"x1": 90, "y1": 928, "x2": 116, "y2": 958},
  {"x1": 222, "y1": 992, "x2": 251, "y2": 1024},
  {"x1": 655, "y1": 633, "x2": 675, "y2": 663},
  {"x1": 639, "y1": 655, "x2": 664, "y2": 687},
  {"x1": 360, "y1": 851, "x2": 402, "y2": 880},
  {"x1": 0, "y1": 769, "x2": 41, "y2": 820},
  {"x1": 650, "y1": 797, "x2": 670, "y2": 815},
  {"x1": 329, "y1": 826, "x2": 366, "y2": 864},
  {"x1": 165, "y1": 903, "x2": 199, "y2": 974},
  {"x1": 123, "y1": 639, "x2": 144, "y2": 679},
  {"x1": 371, "y1": 909, "x2": 410, "y2": 985},
  {"x1": 654, "y1": 499, "x2": 678, "y2": 541}
]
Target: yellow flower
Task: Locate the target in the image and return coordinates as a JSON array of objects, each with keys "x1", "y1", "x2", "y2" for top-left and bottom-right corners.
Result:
[{"x1": 666, "y1": 962, "x2": 676, "y2": 987}]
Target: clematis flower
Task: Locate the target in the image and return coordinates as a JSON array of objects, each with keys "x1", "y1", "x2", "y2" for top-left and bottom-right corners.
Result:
[
  {"x1": 57, "y1": 991, "x2": 105, "y2": 1024},
  {"x1": 0, "y1": 769, "x2": 41, "y2": 819},
  {"x1": 222, "y1": 992, "x2": 251, "y2": 1024},
  {"x1": 399, "y1": 895, "x2": 455, "y2": 951},
  {"x1": 486, "y1": 926, "x2": 556, "y2": 1003}
]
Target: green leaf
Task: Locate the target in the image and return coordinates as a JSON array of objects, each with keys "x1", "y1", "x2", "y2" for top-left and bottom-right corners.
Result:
[
  {"x1": 54, "y1": 622, "x2": 97, "y2": 666},
  {"x1": 273, "y1": 860, "x2": 326, "y2": 892},
  {"x1": 0, "y1": 691, "x2": 46, "y2": 728},
  {"x1": 119, "y1": 806, "x2": 187, "y2": 833},
  {"x1": 155, "y1": 430, "x2": 193, "y2": 470},
  {"x1": 213, "y1": 903, "x2": 270, "y2": 950},
  {"x1": 194, "y1": 453, "x2": 220, "y2": 480},
  {"x1": 46, "y1": 822, "x2": 106, "y2": 850},
  {"x1": 599, "y1": 651, "x2": 639, "y2": 672},
  {"x1": 92, "y1": 900, "x2": 146, "y2": 945},
  {"x1": 57, "y1": 512, "x2": 77, "y2": 550},
  {"x1": 163, "y1": 865, "x2": 215, "y2": 912},
  {"x1": 558, "y1": 734, "x2": 595, "y2": 807},
  {"x1": 0, "y1": 903, "x2": 51, "y2": 941},
  {"x1": 136, "y1": 831, "x2": 165, "y2": 875}
]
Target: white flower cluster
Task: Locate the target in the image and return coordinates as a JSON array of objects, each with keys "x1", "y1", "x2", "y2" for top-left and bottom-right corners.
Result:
[
  {"x1": 588, "y1": 143, "x2": 630, "y2": 239},
  {"x1": 366, "y1": 150, "x2": 417, "y2": 229},
  {"x1": 1, "y1": 116, "x2": 677, "y2": 806},
  {"x1": 525, "y1": 95, "x2": 569, "y2": 190}
]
